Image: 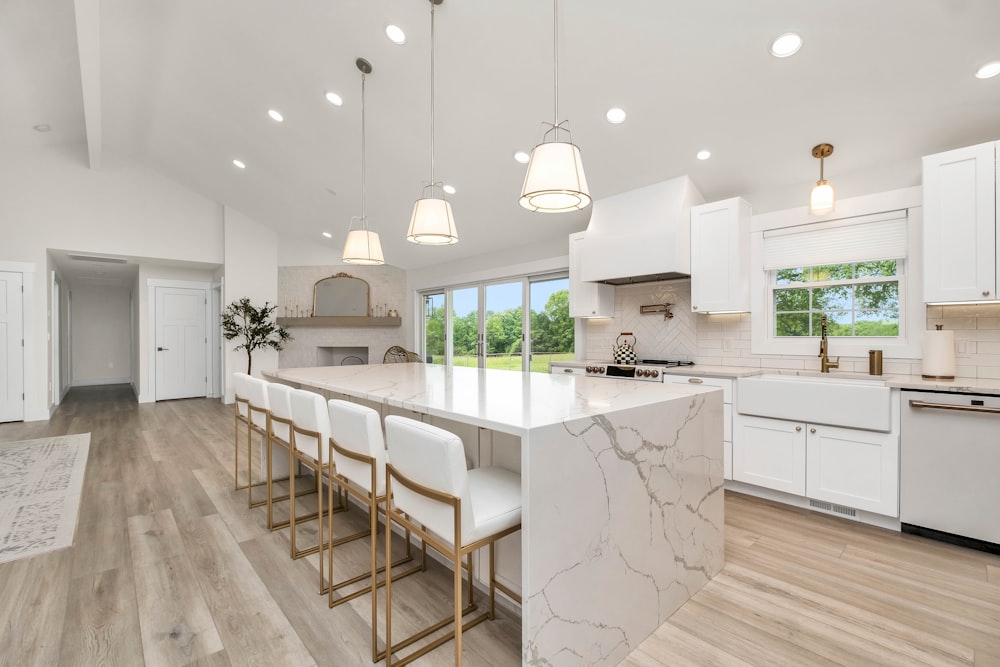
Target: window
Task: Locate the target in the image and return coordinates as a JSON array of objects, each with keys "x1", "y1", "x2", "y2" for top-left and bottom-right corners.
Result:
[{"x1": 774, "y1": 261, "x2": 900, "y2": 337}]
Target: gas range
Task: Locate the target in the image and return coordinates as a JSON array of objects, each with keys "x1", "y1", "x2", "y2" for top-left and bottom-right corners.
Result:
[{"x1": 584, "y1": 359, "x2": 695, "y2": 382}]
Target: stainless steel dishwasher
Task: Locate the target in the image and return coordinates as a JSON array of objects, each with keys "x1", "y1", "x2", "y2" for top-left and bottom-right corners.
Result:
[{"x1": 900, "y1": 389, "x2": 1000, "y2": 555}]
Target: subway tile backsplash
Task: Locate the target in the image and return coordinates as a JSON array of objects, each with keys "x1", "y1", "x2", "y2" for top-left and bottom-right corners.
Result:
[{"x1": 585, "y1": 279, "x2": 1000, "y2": 379}]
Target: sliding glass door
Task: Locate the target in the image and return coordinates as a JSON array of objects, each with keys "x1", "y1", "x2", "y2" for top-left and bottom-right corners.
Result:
[{"x1": 485, "y1": 281, "x2": 523, "y2": 371}]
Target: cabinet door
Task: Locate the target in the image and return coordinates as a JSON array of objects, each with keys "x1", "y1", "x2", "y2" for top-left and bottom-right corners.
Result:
[
  {"x1": 733, "y1": 415, "x2": 806, "y2": 495},
  {"x1": 806, "y1": 424, "x2": 899, "y2": 516},
  {"x1": 568, "y1": 232, "x2": 615, "y2": 318},
  {"x1": 922, "y1": 141, "x2": 997, "y2": 302},
  {"x1": 690, "y1": 197, "x2": 751, "y2": 313}
]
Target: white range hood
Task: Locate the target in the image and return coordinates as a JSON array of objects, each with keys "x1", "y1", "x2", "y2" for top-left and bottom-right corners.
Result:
[{"x1": 580, "y1": 175, "x2": 704, "y2": 285}]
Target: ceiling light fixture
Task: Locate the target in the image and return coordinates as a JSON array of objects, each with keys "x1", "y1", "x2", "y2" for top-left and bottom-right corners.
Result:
[
  {"x1": 267, "y1": 109, "x2": 284, "y2": 122},
  {"x1": 809, "y1": 143, "x2": 835, "y2": 216},
  {"x1": 325, "y1": 92, "x2": 343, "y2": 106},
  {"x1": 442, "y1": 184, "x2": 456, "y2": 194},
  {"x1": 385, "y1": 24, "x2": 406, "y2": 45},
  {"x1": 975, "y1": 61, "x2": 1000, "y2": 79},
  {"x1": 605, "y1": 107, "x2": 626, "y2": 124},
  {"x1": 407, "y1": 0, "x2": 458, "y2": 246},
  {"x1": 514, "y1": 151, "x2": 530, "y2": 164},
  {"x1": 696, "y1": 149, "x2": 711, "y2": 160},
  {"x1": 519, "y1": 0, "x2": 590, "y2": 213},
  {"x1": 770, "y1": 32, "x2": 803, "y2": 58},
  {"x1": 322, "y1": 232, "x2": 332, "y2": 238},
  {"x1": 232, "y1": 159, "x2": 247, "y2": 169},
  {"x1": 342, "y1": 58, "x2": 385, "y2": 265}
]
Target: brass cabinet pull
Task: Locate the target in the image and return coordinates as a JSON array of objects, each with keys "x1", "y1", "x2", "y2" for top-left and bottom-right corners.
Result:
[
  {"x1": 795, "y1": 426, "x2": 802, "y2": 432},
  {"x1": 909, "y1": 399, "x2": 1000, "y2": 415},
  {"x1": 810, "y1": 427, "x2": 817, "y2": 433},
  {"x1": 687, "y1": 378, "x2": 704, "y2": 384}
]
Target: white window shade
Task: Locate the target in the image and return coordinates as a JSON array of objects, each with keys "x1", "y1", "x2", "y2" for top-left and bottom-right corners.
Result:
[{"x1": 762, "y1": 211, "x2": 908, "y2": 271}]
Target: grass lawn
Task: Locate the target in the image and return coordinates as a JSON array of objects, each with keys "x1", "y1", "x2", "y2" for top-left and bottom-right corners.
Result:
[{"x1": 427, "y1": 352, "x2": 574, "y2": 373}]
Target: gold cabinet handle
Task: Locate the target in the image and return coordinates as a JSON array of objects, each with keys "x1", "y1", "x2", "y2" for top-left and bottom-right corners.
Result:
[
  {"x1": 687, "y1": 378, "x2": 703, "y2": 384},
  {"x1": 909, "y1": 399, "x2": 1000, "y2": 414}
]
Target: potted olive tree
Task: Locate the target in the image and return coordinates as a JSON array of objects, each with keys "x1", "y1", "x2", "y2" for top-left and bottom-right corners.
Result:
[{"x1": 221, "y1": 298, "x2": 291, "y2": 375}]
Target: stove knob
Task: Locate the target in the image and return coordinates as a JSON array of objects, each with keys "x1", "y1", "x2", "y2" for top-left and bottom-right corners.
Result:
[
  {"x1": 651, "y1": 370, "x2": 659, "y2": 378},
  {"x1": 586, "y1": 366, "x2": 593, "y2": 373},
  {"x1": 641, "y1": 369, "x2": 650, "y2": 377},
  {"x1": 599, "y1": 367, "x2": 605, "y2": 373}
]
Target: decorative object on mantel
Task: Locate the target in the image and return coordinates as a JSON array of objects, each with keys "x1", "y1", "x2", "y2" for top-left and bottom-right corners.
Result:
[
  {"x1": 222, "y1": 298, "x2": 291, "y2": 374},
  {"x1": 314, "y1": 272, "x2": 369, "y2": 316},
  {"x1": 640, "y1": 302, "x2": 674, "y2": 320},
  {"x1": 612, "y1": 332, "x2": 637, "y2": 364},
  {"x1": 342, "y1": 57, "x2": 385, "y2": 265}
]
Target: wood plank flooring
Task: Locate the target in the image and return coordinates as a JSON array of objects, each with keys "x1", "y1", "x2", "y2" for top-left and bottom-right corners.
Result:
[{"x1": 1, "y1": 385, "x2": 999, "y2": 666}]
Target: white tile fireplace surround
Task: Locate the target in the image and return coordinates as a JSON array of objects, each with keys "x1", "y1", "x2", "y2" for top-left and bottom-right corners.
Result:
[
  {"x1": 586, "y1": 280, "x2": 1000, "y2": 379},
  {"x1": 277, "y1": 265, "x2": 409, "y2": 367}
]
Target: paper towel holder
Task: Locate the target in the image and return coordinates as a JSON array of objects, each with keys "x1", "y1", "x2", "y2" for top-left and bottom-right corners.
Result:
[{"x1": 921, "y1": 324, "x2": 956, "y2": 380}]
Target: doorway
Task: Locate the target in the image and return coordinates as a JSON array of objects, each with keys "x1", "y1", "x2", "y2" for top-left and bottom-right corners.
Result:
[
  {"x1": 0, "y1": 271, "x2": 24, "y2": 422},
  {"x1": 153, "y1": 285, "x2": 209, "y2": 400}
]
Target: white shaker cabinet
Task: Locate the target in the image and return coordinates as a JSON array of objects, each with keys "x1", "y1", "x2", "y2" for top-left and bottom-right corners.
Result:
[
  {"x1": 805, "y1": 424, "x2": 898, "y2": 517},
  {"x1": 732, "y1": 414, "x2": 806, "y2": 495},
  {"x1": 690, "y1": 197, "x2": 751, "y2": 313},
  {"x1": 568, "y1": 231, "x2": 615, "y2": 318},
  {"x1": 922, "y1": 140, "x2": 999, "y2": 303}
]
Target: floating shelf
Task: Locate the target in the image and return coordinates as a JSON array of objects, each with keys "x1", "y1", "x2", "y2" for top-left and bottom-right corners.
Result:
[{"x1": 276, "y1": 316, "x2": 401, "y2": 328}]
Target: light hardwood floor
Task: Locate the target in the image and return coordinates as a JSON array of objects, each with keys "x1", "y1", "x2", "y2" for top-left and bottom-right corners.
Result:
[{"x1": 1, "y1": 386, "x2": 998, "y2": 666}]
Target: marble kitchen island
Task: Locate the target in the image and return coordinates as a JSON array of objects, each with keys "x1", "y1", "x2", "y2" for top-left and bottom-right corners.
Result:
[{"x1": 266, "y1": 364, "x2": 724, "y2": 666}]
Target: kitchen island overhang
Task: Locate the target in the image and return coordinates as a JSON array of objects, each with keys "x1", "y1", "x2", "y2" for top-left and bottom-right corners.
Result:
[{"x1": 265, "y1": 364, "x2": 724, "y2": 666}]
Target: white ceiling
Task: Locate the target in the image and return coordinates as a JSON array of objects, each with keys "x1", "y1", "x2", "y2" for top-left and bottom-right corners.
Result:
[{"x1": 5, "y1": 0, "x2": 1000, "y2": 270}]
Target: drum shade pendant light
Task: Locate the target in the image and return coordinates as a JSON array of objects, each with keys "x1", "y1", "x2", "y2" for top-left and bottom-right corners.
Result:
[
  {"x1": 519, "y1": 0, "x2": 590, "y2": 213},
  {"x1": 407, "y1": 0, "x2": 458, "y2": 245},
  {"x1": 343, "y1": 58, "x2": 385, "y2": 265},
  {"x1": 809, "y1": 143, "x2": 835, "y2": 216}
]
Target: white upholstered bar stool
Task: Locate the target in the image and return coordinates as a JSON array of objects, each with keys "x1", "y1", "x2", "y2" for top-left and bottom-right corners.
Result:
[
  {"x1": 383, "y1": 416, "x2": 522, "y2": 667},
  {"x1": 326, "y1": 400, "x2": 424, "y2": 662},
  {"x1": 232, "y1": 373, "x2": 270, "y2": 508},
  {"x1": 265, "y1": 382, "x2": 317, "y2": 531}
]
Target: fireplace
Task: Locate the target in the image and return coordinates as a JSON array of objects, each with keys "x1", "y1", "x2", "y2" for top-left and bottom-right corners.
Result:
[{"x1": 317, "y1": 346, "x2": 368, "y2": 366}]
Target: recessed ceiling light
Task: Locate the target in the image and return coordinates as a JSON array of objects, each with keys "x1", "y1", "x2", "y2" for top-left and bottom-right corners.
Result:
[
  {"x1": 696, "y1": 149, "x2": 712, "y2": 160},
  {"x1": 770, "y1": 32, "x2": 803, "y2": 58},
  {"x1": 605, "y1": 107, "x2": 627, "y2": 124},
  {"x1": 514, "y1": 151, "x2": 530, "y2": 164},
  {"x1": 232, "y1": 159, "x2": 246, "y2": 169},
  {"x1": 322, "y1": 232, "x2": 333, "y2": 238},
  {"x1": 975, "y1": 61, "x2": 1000, "y2": 79},
  {"x1": 32, "y1": 123, "x2": 51, "y2": 132},
  {"x1": 267, "y1": 109, "x2": 284, "y2": 122},
  {"x1": 442, "y1": 184, "x2": 456, "y2": 195},
  {"x1": 385, "y1": 25, "x2": 406, "y2": 45},
  {"x1": 325, "y1": 92, "x2": 343, "y2": 106}
]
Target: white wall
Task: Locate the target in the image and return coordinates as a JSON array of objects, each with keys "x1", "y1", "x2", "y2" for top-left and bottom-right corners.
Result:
[
  {"x1": 223, "y1": 206, "x2": 278, "y2": 400},
  {"x1": 69, "y1": 284, "x2": 132, "y2": 385}
]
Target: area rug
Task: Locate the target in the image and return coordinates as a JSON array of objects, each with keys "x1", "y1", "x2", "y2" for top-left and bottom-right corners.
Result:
[{"x1": 0, "y1": 433, "x2": 91, "y2": 565}]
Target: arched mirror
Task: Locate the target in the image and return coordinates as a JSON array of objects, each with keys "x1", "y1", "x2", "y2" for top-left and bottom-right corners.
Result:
[{"x1": 313, "y1": 272, "x2": 370, "y2": 316}]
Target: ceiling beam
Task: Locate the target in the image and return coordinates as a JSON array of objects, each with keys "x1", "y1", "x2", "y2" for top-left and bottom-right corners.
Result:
[{"x1": 73, "y1": 0, "x2": 102, "y2": 169}]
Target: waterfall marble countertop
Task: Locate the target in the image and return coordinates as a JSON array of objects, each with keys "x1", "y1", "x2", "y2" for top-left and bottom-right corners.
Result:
[{"x1": 265, "y1": 362, "x2": 723, "y2": 435}]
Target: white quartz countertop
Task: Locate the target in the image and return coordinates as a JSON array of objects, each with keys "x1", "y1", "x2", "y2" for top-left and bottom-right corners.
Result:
[{"x1": 266, "y1": 364, "x2": 721, "y2": 436}]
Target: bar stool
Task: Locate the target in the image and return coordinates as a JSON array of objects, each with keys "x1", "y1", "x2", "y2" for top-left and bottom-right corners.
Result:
[
  {"x1": 288, "y1": 387, "x2": 340, "y2": 592},
  {"x1": 232, "y1": 373, "x2": 269, "y2": 508},
  {"x1": 326, "y1": 400, "x2": 424, "y2": 662},
  {"x1": 265, "y1": 382, "x2": 317, "y2": 531},
  {"x1": 383, "y1": 416, "x2": 522, "y2": 667}
]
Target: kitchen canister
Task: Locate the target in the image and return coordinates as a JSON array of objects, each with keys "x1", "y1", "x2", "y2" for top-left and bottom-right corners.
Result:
[
  {"x1": 922, "y1": 324, "x2": 956, "y2": 379},
  {"x1": 613, "y1": 332, "x2": 638, "y2": 365}
]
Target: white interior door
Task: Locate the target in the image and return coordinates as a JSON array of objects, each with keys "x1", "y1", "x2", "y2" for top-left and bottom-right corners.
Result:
[
  {"x1": 0, "y1": 272, "x2": 25, "y2": 422},
  {"x1": 155, "y1": 286, "x2": 207, "y2": 400}
]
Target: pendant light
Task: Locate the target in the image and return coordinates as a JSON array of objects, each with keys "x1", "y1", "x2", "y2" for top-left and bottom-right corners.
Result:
[
  {"x1": 518, "y1": 0, "x2": 590, "y2": 213},
  {"x1": 343, "y1": 58, "x2": 385, "y2": 265},
  {"x1": 809, "y1": 143, "x2": 835, "y2": 216},
  {"x1": 407, "y1": 0, "x2": 458, "y2": 245}
]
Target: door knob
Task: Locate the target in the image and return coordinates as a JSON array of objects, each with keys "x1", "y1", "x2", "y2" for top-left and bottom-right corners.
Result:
[{"x1": 157, "y1": 347, "x2": 169, "y2": 351}]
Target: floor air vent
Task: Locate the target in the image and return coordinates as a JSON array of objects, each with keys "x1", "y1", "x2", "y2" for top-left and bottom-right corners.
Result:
[{"x1": 809, "y1": 499, "x2": 857, "y2": 518}]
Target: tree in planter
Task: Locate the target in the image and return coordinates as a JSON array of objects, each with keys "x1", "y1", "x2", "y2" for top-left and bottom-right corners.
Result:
[{"x1": 221, "y1": 298, "x2": 291, "y2": 375}]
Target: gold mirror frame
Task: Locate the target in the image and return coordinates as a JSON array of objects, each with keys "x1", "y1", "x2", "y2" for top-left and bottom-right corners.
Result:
[{"x1": 312, "y1": 272, "x2": 370, "y2": 317}]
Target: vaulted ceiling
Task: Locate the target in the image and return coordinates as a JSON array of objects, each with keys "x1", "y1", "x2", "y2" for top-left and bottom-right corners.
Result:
[{"x1": 5, "y1": 0, "x2": 1000, "y2": 270}]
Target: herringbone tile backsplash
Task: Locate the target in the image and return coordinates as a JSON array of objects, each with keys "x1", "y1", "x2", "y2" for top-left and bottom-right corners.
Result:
[{"x1": 585, "y1": 280, "x2": 697, "y2": 362}]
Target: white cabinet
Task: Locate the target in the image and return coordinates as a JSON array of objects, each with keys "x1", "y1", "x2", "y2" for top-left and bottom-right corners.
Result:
[
  {"x1": 805, "y1": 424, "x2": 898, "y2": 516},
  {"x1": 732, "y1": 415, "x2": 806, "y2": 494},
  {"x1": 568, "y1": 232, "x2": 615, "y2": 318},
  {"x1": 922, "y1": 140, "x2": 999, "y2": 302},
  {"x1": 666, "y1": 375, "x2": 733, "y2": 479},
  {"x1": 690, "y1": 197, "x2": 751, "y2": 313}
]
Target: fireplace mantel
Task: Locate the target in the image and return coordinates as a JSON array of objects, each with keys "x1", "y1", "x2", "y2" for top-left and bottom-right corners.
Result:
[{"x1": 276, "y1": 316, "x2": 401, "y2": 328}]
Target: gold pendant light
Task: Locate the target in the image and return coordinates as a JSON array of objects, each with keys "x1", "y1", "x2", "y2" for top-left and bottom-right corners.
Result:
[
  {"x1": 407, "y1": 0, "x2": 458, "y2": 245},
  {"x1": 809, "y1": 143, "x2": 835, "y2": 216},
  {"x1": 343, "y1": 58, "x2": 385, "y2": 265},
  {"x1": 519, "y1": 0, "x2": 590, "y2": 213}
]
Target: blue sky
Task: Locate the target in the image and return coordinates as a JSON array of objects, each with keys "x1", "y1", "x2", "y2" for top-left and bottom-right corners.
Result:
[{"x1": 449, "y1": 278, "x2": 567, "y2": 317}]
